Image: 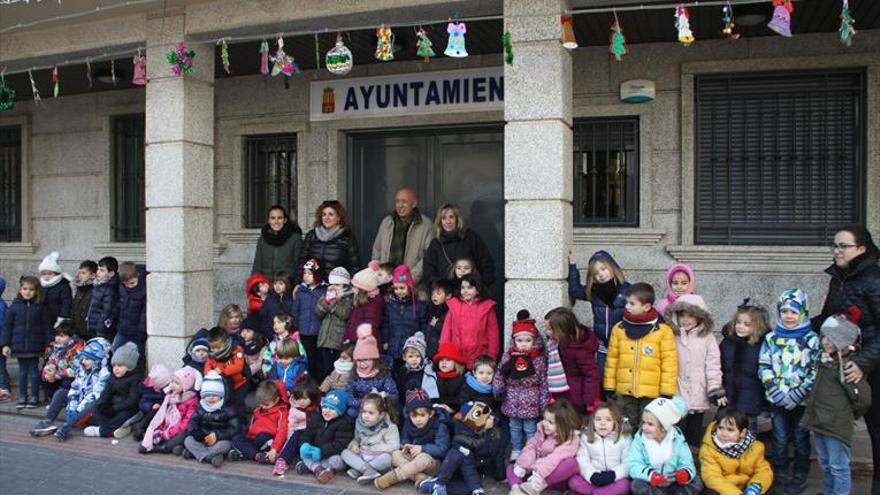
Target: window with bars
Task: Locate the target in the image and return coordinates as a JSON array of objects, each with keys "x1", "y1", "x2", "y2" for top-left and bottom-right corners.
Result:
[
  {"x1": 244, "y1": 134, "x2": 298, "y2": 228},
  {"x1": 111, "y1": 114, "x2": 146, "y2": 243},
  {"x1": 695, "y1": 70, "x2": 865, "y2": 245},
  {"x1": 573, "y1": 117, "x2": 639, "y2": 226},
  {"x1": 0, "y1": 126, "x2": 22, "y2": 242}
]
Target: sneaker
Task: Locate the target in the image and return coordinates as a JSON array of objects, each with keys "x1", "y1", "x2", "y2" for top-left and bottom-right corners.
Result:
[
  {"x1": 509, "y1": 450, "x2": 520, "y2": 462},
  {"x1": 358, "y1": 471, "x2": 382, "y2": 484},
  {"x1": 182, "y1": 448, "x2": 194, "y2": 460},
  {"x1": 83, "y1": 426, "x2": 101, "y2": 437},
  {"x1": 138, "y1": 445, "x2": 149, "y2": 454},
  {"x1": 418, "y1": 477, "x2": 438, "y2": 494},
  {"x1": 210, "y1": 455, "x2": 225, "y2": 468},
  {"x1": 15, "y1": 398, "x2": 28, "y2": 409},
  {"x1": 0, "y1": 388, "x2": 12, "y2": 401},
  {"x1": 347, "y1": 468, "x2": 362, "y2": 479},
  {"x1": 316, "y1": 466, "x2": 334, "y2": 484},
  {"x1": 254, "y1": 452, "x2": 267, "y2": 464},
  {"x1": 227, "y1": 449, "x2": 243, "y2": 461},
  {"x1": 294, "y1": 461, "x2": 310, "y2": 475},
  {"x1": 432, "y1": 484, "x2": 448, "y2": 495},
  {"x1": 171, "y1": 445, "x2": 184, "y2": 456},
  {"x1": 30, "y1": 419, "x2": 57, "y2": 436},
  {"x1": 53, "y1": 429, "x2": 67, "y2": 442},
  {"x1": 113, "y1": 425, "x2": 132, "y2": 439},
  {"x1": 272, "y1": 459, "x2": 288, "y2": 476},
  {"x1": 25, "y1": 398, "x2": 39, "y2": 408}
]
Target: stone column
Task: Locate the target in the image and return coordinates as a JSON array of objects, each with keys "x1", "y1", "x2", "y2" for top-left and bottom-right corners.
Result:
[
  {"x1": 503, "y1": 0, "x2": 572, "y2": 332},
  {"x1": 144, "y1": 14, "x2": 215, "y2": 368}
]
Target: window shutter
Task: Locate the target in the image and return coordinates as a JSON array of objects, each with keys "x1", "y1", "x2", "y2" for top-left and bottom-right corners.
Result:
[{"x1": 0, "y1": 126, "x2": 22, "y2": 242}]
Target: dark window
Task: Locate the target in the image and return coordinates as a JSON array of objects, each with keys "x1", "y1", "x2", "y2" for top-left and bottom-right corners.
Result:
[
  {"x1": 111, "y1": 114, "x2": 146, "y2": 242},
  {"x1": 245, "y1": 134, "x2": 297, "y2": 228},
  {"x1": 0, "y1": 125, "x2": 22, "y2": 242},
  {"x1": 573, "y1": 117, "x2": 639, "y2": 226},
  {"x1": 695, "y1": 70, "x2": 865, "y2": 245}
]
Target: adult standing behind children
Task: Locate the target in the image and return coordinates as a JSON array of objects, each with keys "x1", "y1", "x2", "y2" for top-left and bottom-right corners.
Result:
[
  {"x1": 813, "y1": 225, "x2": 880, "y2": 495},
  {"x1": 251, "y1": 205, "x2": 303, "y2": 279},
  {"x1": 422, "y1": 204, "x2": 495, "y2": 289},
  {"x1": 371, "y1": 187, "x2": 435, "y2": 284},
  {"x1": 300, "y1": 200, "x2": 360, "y2": 278}
]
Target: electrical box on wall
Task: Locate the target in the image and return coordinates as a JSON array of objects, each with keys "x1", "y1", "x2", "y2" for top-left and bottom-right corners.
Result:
[{"x1": 620, "y1": 80, "x2": 655, "y2": 103}]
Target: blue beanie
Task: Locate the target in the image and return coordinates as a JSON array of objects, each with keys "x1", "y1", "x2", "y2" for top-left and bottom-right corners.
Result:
[
  {"x1": 321, "y1": 390, "x2": 348, "y2": 416},
  {"x1": 79, "y1": 337, "x2": 110, "y2": 363}
]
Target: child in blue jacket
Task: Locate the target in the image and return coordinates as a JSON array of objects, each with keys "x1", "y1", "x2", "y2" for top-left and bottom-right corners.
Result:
[
  {"x1": 267, "y1": 338, "x2": 308, "y2": 393},
  {"x1": 382, "y1": 265, "x2": 428, "y2": 369},
  {"x1": 293, "y1": 258, "x2": 327, "y2": 380},
  {"x1": 2, "y1": 276, "x2": 52, "y2": 408}
]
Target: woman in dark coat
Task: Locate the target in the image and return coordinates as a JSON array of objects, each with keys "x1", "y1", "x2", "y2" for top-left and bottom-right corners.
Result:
[
  {"x1": 299, "y1": 200, "x2": 359, "y2": 279},
  {"x1": 251, "y1": 205, "x2": 302, "y2": 278},
  {"x1": 813, "y1": 225, "x2": 880, "y2": 494},
  {"x1": 422, "y1": 204, "x2": 495, "y2": 289}
]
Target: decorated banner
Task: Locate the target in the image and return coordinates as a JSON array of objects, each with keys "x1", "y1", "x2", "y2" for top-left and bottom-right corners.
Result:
[{"x1": 310, "y1": 67, "x2": 503, "y2": 121}]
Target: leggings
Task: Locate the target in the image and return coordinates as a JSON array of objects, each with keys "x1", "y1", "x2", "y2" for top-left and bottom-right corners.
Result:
[
  {"x1": 568, "y1": 474, "x2": 631, "y2": 495},
  {"x1": 341, "y1": 449, "x2": 393, "y2": 474},
  {"x1": 184, "y1": 436, "x2": 232, "y2": 462},
  {"x1": 506, "y1": 457, "x2": 580, "y2": 489},
  {"x1": 17, "y1": 357, "x2": 40, "y2": 402}
]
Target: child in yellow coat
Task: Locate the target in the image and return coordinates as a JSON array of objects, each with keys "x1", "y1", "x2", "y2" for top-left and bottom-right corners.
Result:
[{"x1": 699, "y1": 408, "x2": 773, "y2": 495}]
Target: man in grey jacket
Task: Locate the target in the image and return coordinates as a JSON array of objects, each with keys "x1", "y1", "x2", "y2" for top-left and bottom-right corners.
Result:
[{"x1": 371, "y1": 187, "x2": 435, "y2": 283}]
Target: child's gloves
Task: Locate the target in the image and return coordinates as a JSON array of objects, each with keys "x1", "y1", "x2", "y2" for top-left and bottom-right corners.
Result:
[
  {"x1": 513, "y1": 465, "x2": 527, "y2": 478},
  {"x1": 590, "y1": 470, "x2": 616, "y2": 487},
  {"x1": 649, "y1": 471, "x2": 668, "y2": 487},
  {"x1": 710, "y1": 394, "x2": 728, "y2": 408},
  {"x1": 499, "y1": 359, "x2": 514, "y2": 378},
  {"x1": 324, "y1": 289, "x2": 338, "y2": 305},
  {"x1": 673, "y1": 469, "x2": 691, "y2": 485},
  {"x1": 766, "y1": 386, "x2": 786, "y2": 406},
  {"x1": 786, "y1": 388, "x2": 806, "y2": 408},
  {"x1": 743, "y1": 482, "x2": 762, "y2": 495},
  {"x1": 299, "y1": 443, "x2": 321, "y2": 461}
]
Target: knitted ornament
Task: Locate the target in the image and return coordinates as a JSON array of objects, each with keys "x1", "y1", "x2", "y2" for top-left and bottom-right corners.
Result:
[
  {"x1": 375, "y1": 25, "x2": 394, "y2": 62},
  {"x1": 270, "y1": 36, "x2": 299, "y2": 84},
  {"x1": 546, "y1": 339, "x2": 570, "y2": 394},
  {"x1": 326, "y1": 33, "x2": 353, "y2": 75},
  {"x1": 767, "y1": 0, "x2": 794, "y2": 38},
  {"x1": 675, "y1": 5, "x2": 695, "y2": 46},
  {"x1": 132, "y1": 51, "x2": 148, "y2": 86},
  {"x1": 166, "y1": 43, "x2": 195, "y2": 76},
  {"x1": 444, "y1": 22, "x2": 468, "y2": 58},
  {"x1": 609, "y1": 19, "x2": 628, "y2": 62},
  {"x1": 503, "y1": 30, "x2": 513, "y2": 65},
  {"x1": 52, "y1": 66, "x2": 60, "y2": 98},
  {"x1": 839, "y1": 0, "x2": 856, "y2": 47},
  {"x1": 219, "y1": 39, "x2": 232, "y2": 75},
  {"x1": 353, "y1": 324, "x2": 380, "y2": 360},
  {"x1": 721, "y1": 4, "x2": 740, "y2": 41},
  {"x1": 259, "y1": 40, "x2": 270, "y2": 75},
  {"x1": 416, "y1": 27, "x2": 435, "y2": 63},
  {"x1": 0, "y1": 74, "x2": 15, "y2": 110}
]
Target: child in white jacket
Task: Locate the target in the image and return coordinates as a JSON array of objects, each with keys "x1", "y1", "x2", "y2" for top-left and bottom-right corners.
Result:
[{"x1": 568, "y1": 402, "x2": 632, "y2": 495}]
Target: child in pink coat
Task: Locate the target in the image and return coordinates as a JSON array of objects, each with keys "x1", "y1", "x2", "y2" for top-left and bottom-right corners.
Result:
[
  {"x1": 140, "y1": 366, "x2": 201, "y2": 454},
  {"x1": 655, "y1": 263, "x2": 696, "y2": 315},
  {"x1": 508, "y1": 399, "x2": 582, "y2": 495}
]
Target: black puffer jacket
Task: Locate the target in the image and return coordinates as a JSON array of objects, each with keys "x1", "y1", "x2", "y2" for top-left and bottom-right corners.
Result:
[
  {"x1": 116, "y1": 269, "x2": 147, "y2": 339},
  {"x1": 87, "y1": 276, "x2": 119, "y2": 338},
  {"x1": 423, "y1": 230, "x2": 495, "y2": 288},
  {"x1": 816, "y1": 253, "x2": 880, "y2": 373},
  {"x1": 2, "y1": 298, "x2": 52, "y2": 355},
  {"x1": 298, "y1": 413, "x2": 355, "y2": 458},
  {"x1": 720, "y1": 330, "x2": 767, "y2": 416},
  {"x1": 187, "y1": 403, "x2": 240, "y2": 442},
  {"x1": 96, "y1": 369, "x2": 143, "y2": 416},
  {"x1": 299, "y1": 227, "x2": 359, "y2": 278}
]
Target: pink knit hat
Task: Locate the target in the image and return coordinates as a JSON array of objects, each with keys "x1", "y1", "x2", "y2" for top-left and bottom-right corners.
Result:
[
  {"x1": 170, "y1": 366, "x2": 202, "y2": 393},
  {"x1": 352, "y1": 324, "x2": 380, "y2": 360},
  {"x1": 392, "y1": 264, "x2": 415, "y2": 295},
  {"x1": 352, "y1": 260, "x2": 381, "y2": 297}
]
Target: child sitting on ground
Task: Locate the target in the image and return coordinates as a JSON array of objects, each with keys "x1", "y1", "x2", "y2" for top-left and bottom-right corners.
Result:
[
  {"x1": 85, "y1": 342, "x2": 143, "y2": 438},
  {"x1": 183, "y1": 370, "x2": 240, "y2": 467},
  {"x1": 132, "y1": 364, "x2": 173, "y2": 441},
  {"x1": 273, "y1": 379, "x2": 322, "y2": 476},
  {"x1": 204, "y1": 326, "x2": 248, "y2": 423},
  {"x1": 395, "y1": 331, "x2": 439, "y2": 400},
  {"x1": 507, "y1": 399, "x2": 581, "y2": 495},
  {"x1": 341, "y1": 392, "x2": 401, "y2": 484},
  {"x1": 229, "y1": 379, "x2": 289, "y2": 464},
  {"x1": 40, "y1": 324, "x2": 83, "y2": 402},
  {"x1": 295, "y1": 389, "x2": 356, "y2": 484},
  {"x1": 320, "y1": 342, "x2": 354, "y2": 393},
  {"x1": 267, "y1": 338, "x2": 308, "y2": 392},
  {"x1": 345, "y1": 325, "x2": 398, "y2": 417},
  {"x1": 699, "y1": 407, "x2": 772, "y2": 495},
  {"x1": 139, "y1": 366, "x2": 201, "y2": 454}
]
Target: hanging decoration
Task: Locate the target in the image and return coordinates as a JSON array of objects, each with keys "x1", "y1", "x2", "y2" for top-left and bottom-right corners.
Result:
[
  {"x1": 270, "y1": 36, "x2": 298, "y2": 89},
  {"x1": 259, "y1": 40, "x2": 270, "y2": 75},
  {"x1": 28, "y1": 70, "x2": 41, "y2": 106},
  {"x1": 609, "y1": 13, "x2": 628, "y2": 62},
  {"x1": 326, "y1": 33, "x2": 353, "y2": 75},
  {"x1": 721, "y1": 3, "x2": 740, "y2": 41},
  {"x1": 85, "y1": 59, "x2": 93, "y2": 89},
  {"x1": 166, "y1": 43, "x2": 195, "y2": 76},
  {"x1": 561, "y1": 15, "x2": 578, "y2": 49},
  {"x1": 839, "y1": 0, "x2": 856, "y2": 46},
  {"x1": 767, "y1": 0, "x2": 794, "y2": 38},
  {"x1": 675, "y1": 5, "x2": 695, "y2": 46},
  {"x1": 444, "y1": 22, "x2": 468, "y2": 57},
  {"x1": 375, "y1": 25, "x2": 394, "y2": 61},
  {"x1": 52, "y1": 66, "x2": 60, "y2": 98},
  {"x1": 0, "y1": 72, "x2": 15, "y2": 111},
  {"x1": 110, "y1": 59, "x2": 117, "y2": 86},
  {"x1": 503, "y1": 29, "x2": 513, "y2": 65},
  {"x1": 132, "y1": 50, "x2": 148, "y2": 86},
  {"x1": 416, "y1": 27, "x2": 435, "y2": 63},
  {"x1": 219, "y1": 38, "x2": 232, "y2": 75}
]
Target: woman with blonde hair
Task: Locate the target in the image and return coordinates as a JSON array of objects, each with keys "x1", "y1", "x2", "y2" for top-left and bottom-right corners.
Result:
[{"x1": 422, "y1": 204, "x2": 495, "y2": 289}]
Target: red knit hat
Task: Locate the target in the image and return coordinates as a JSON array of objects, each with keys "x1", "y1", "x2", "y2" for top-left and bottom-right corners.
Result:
[
  {"x1": 392, "y1": 264, "x2": 415, "y2": 295},
  {"x1": 433, "y1": 342, "x2": 465, "y2": 365},
  {"x1": 511, "y1": 319, "x2": 539, "y2": 340},
  {"x1": 303, "y1": 258, "x2": 321, "y2": 283}
]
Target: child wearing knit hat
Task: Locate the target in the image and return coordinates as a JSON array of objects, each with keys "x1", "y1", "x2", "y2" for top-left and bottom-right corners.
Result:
[
  {"x1": 85, "y1": 342, "x2": 144, "y2": 438},
  {"x1": 316, "y1": 267, "x2": 354, "y2": 381},
  {"x1": 394, "y1": 331, "x2": 439, "y2": 403},
  {"x1": 757, "y1": 288, "x2": 820, "y2": 494},
  {"x1": 627, "y1": 396, "x2": 703, "y2": 494},
  {"x1": 293, "y1": 258, "x2": 328, "y2": 380},
  {"x1": 383, "y1": 264, "x2": 429, "y2": 370},
  {"x1": 344, "y1": 324, "x2": 399, "y2": 417},
  {"x1": 131, "y1": 364, "x2": 174, "y2": 441},
  {"x1": 183, "y1": 370, "x2": 240, "y2": 467},
  {"x1": 294, "y1": 389, "x2": 357, "y2": 483},
  {"x1": 38, "y1": 251, "x2": 73, "y2": 329},
  {"x1": 433, "y1": 342, "x2": 466, "y2": 413},
  {"x1": 343, "y1": 261, "x2": 386, "y2": 345},
  {"x1": 140, "y1": 366, "x2": 201, "y2": 454}
]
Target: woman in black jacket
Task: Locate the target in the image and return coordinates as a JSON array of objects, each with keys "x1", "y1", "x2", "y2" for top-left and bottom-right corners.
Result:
[
  {"x1": 422, "y1": 204, "x2": 495, "y2": 289},
  {"x1": 299, "y1": 200, "x2": 359, "y2": 278},
  {"x1": 814, "y1": 225, "x2": 880, "y2": 494}
]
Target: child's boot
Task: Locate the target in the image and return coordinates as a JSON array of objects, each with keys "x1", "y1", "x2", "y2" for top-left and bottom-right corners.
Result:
[
  {"x1": 210, "y1": 454, "x2": 225, "y2": 468},
  {"x1": 83, "y1": 426, "x2": 100, "y2": 437},
  {"x1": 374, "y1": 469, "x2": 400, "y2": 490},
  {"x1": 316, "y1": 465, "x2": 334, "y2": 484}
]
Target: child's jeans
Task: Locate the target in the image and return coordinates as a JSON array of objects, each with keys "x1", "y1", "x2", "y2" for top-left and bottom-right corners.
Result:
[
  {"x1": 231, "y1": 432, "x2": 273, "y2": 459},
  {"x1": 41, "y1": 377, "x2": 72, "y2": 405},
  {"x1": 94, "y1": 407, "x2": 138, "y2": 437},
  {"x1": 184, "y1": 436, "x2": 233, "y2": 462},
  {"x1": 279, "y1": 430, "x2": 304, "y2": 463},
  {"x1": 0, "y1": 354, "x2": 10, "y2": 391},
  {"x1": 568, "y1": 473, "x2": 630, "y2": 495},
  {"x1": 506, "y1": 457, "x2": 579, "y2": 489},
  {"x1": 17, "y1": 357, "x2": 40, "y2": 401},
  {"x1": 391, "y1": 450, "x2": 440, "y2": 481},
  {"x1": 44, "y1": 387, "x2": 71, "y2": 422},
  {"x1": 509, "y1": 417, "x2": 538, "y2": 453},
  {"x1": 341, "y1": 449, "x2": 393, "y2": 474},
  {"x1": 630, "y1": 477, "x2": 704, "y2": 495},
  {"x1": 770, "y1": 405, "x2": 810, "y2": 479},
  {"x1": 436, "y1": 447, "x2": 482, "y2": 494},
  {"x1": 814, "y1": 432, "x2": 851, "y2": 495}
]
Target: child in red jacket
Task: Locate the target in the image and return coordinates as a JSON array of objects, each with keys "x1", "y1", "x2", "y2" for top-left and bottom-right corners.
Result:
[
  {"x1": 229, "y1": 380, "x2": 289, "y2": 463},
  {"x1": 439, "y1": 273, "x2": 499, "y2": 369},
  {"x1": 246, "y1": 273, "x2": 271, "y2": 316}
]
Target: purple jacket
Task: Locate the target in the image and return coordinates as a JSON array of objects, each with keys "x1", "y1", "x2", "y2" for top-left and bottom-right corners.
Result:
[
  {"x1": 494, "y1": 343, "x2": 549, "y2": 420},
  {"x1": 343, "y1": 295, "x2": 385, "y2": 345},
  {"x1": 557, "y1": 326, "x2": 601, "y2": 412}
]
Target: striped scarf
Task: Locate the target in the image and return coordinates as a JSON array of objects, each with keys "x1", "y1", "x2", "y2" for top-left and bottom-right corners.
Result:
[{"x1": 546, "y1": 339, "x2": 569, "y2": 394}]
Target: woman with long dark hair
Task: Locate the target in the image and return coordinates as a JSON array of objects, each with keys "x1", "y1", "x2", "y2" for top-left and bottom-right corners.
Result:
[{"x1": 251, "y1": 205, "x2": 302, "y2": 278}]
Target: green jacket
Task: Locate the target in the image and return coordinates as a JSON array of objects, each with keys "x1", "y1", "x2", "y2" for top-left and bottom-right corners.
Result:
[
  {"x1": 316, "y1": 293, "x2": 353, "y2": 350},
  {"x1": 801, "y1": 358, "x2": 872, "y2": 446}
]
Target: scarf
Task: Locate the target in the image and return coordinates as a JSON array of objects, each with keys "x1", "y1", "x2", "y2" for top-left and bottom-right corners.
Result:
[
  {"x1": 591, "y1": 280, "x2": 619, "y2": 307},
  {"x1": 465, "y1": 372, "x2": 493, "y2": 394},
  {"x1": 437, "y1": 369, "x2": 460, "y2": 379},
  {"x1": 41, "y1": 273, "x2": 69, "y2": 288},
  {"x1": 243, "y1": 338, "x2": 262, "y2": 357},
  {"x1": 711, "y1": 428, "x2": 754, "y2": 459},
  {"x1": 209, "y1": 338, "x2": 233, "y2": 361},
  {"x1": 74, "y1": 278, "x2": 94, "y2": 290},
  {"x1": 334, "y1": 359, "x2": 354, "y2": 375},
  {"x1": 622, "y1": 309, "x2": 660, "y2": 340},
  {"x1": 546, "y1": 339, "x2": 570, "y2": 394},
  {"x1": 260, "y1": 221, "x2": 300, "y2": 247},
  {"x1": 142, "y1": 388, "x2": 198, "y2": 450},
  {"x1": 643, "y1": 431, "x2": 675, "y2": 471},
  {"x1": 773, "y1": 321, "x2": 812, "y2": 340},
  {"x1": 357, "y1": 366, "x2": 379, "y2": 379},
  {"x1": 355, "y1": 413, "x2": 390, "y2": 442},
  {"x1": 200, "y1": 396, "x2": 224, "y2": 413},
  {"x1": 315, "y1": 225, "x2": 344, "y2": 242}
]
